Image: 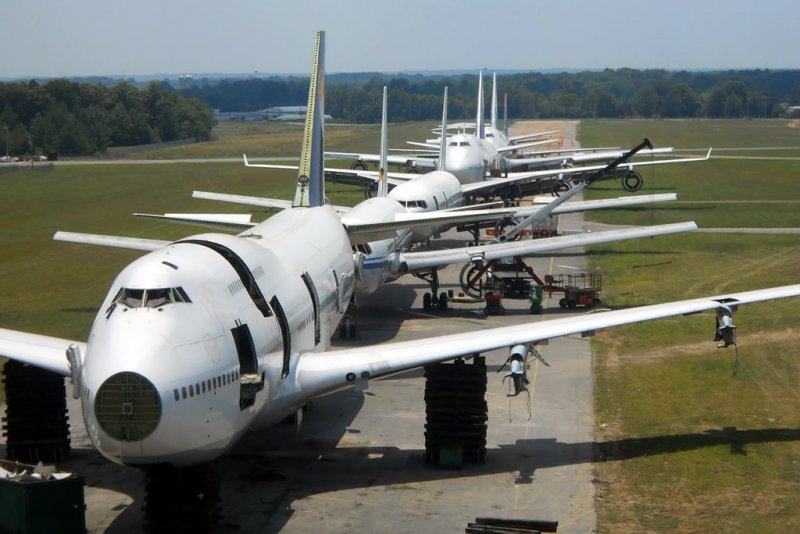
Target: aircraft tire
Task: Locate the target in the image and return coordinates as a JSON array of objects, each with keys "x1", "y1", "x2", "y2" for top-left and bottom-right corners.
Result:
[
  {"x1": 423, "y1": 292, "x2": 432, "y2": 310},
  {"x1": 438, "y1": 293, "x2": 448, "y2": 311},
  {"x1": 622, "y1": 172, "x2": 643, "y2": 192}
]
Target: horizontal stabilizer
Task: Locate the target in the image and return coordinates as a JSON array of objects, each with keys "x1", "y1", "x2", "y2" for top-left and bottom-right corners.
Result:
[
  {"x1": 54, "y1": 231, "x2": 169, "y2": 251},
  {"x1": 134, "y1": 213, "x2": 255, "y2": 232},
  {"x1": 193, "y1": 191, "x2": 293, "y2": 210}
]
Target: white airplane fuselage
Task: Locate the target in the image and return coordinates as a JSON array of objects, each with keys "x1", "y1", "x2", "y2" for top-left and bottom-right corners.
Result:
[
  {"x1": 80, "y1": 206, "x2": 355, "y2": 466},
  {"x1": 350, "y1": 171, "x2": 464, "y2": 297},
  {"x1": 442, "y1": 133, "x2": 488, "y2": 184}
]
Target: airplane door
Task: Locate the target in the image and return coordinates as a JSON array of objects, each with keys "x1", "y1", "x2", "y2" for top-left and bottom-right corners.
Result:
[
  {"x1": 270, "y1": 296, "x2": 291, "y2": 378},
  {"x1": 230, "y1": 323, "x2": 258, "y2": 375}
]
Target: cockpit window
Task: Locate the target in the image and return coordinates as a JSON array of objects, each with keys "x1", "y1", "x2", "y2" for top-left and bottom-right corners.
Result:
[
  {"x1": 401, "y1": 200, "x2": 428, "y2": 209},
  {"x1": 448, "y1": 141, "x2": 458, "y2": 147},
  {"x1": 486, "y1": 133, "x2": 494, "y2": 138},
  {"x1": 460, "y1": 141, "x2": 470, "y2": 147},
  {"x1": 115, "y1": 287, "x2": 191, "y2": 309}
]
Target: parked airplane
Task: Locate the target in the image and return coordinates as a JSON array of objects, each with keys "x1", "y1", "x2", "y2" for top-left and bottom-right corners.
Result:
[
  {"x1": 193, "y1": 89, "x2": 692, "y2": 311},
  {"x1": 1, "y1": 33, "x2": 797, "y2": 471},
  {"x1": 321, "y1": 71, "x2": 711, "y2": 198}
]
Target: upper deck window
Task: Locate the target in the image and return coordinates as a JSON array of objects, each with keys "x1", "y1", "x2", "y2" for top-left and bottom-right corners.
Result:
[{"x1": 115, "y1": 287, "x2": 191, "y2": 309}]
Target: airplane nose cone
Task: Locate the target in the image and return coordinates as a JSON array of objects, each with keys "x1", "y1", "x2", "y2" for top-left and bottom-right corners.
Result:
[{"x1": 94, "y1": 371, "x2": 162, "y2": 442}]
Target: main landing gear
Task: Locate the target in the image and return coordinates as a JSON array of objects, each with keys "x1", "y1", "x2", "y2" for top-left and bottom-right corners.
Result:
[{"x1": 414, "y1": 268, "x2": 449, "y2": 311}]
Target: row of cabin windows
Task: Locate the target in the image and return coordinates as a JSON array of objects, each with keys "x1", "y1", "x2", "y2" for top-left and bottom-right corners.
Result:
[
  {"x1": 172, "y1": 370, "x2": 239, "y2": 402},
  {"x1": 115, "y1": 287, "x2": 191, "y2": 309}
]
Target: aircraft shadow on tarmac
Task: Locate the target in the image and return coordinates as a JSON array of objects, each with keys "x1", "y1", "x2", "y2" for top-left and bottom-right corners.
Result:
[{"x1": 76, "y1": 371, "x2": 800, "y2": 532}]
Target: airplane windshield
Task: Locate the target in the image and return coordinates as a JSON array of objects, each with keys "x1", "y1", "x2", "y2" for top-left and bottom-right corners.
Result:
[{"x1": 115, "y1": 287, "x2": 191, "y2": 309}]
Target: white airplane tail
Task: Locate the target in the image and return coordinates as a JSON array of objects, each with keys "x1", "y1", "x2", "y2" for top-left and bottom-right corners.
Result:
[
  {"x1": 438, "y1": 87, "x2": 448, "y2": 172},
  {"x1": 293, "y1": 31, "x2": 326, "y2": 208},
  {"x1": 475, "y1": 70, "x2": 485, "y2": 140},
  {"x1": 377, "y1": 86, "x2": 389, "y2": 198},
  {"x1": 491, "y1": 73, "x2": 499, "y2": 132}
]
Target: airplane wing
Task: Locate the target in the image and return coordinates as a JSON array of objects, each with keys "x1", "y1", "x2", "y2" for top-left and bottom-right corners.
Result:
[
  {"x1": 54, "y1": 231, "x2": 169, "y2": 251},
  {"x1": 461, "y1": 149, "x2": 712, "y2": 196},
  {"x1": 495, "y1": 139, "x2": 558, "y2": 154},
  {"x1": 397, "y1": 222, "x2": 697, "y2": 271},
  {"x1": 133, "y1": 213, "x2": 256, "y2": 233},
  {"x1": 0, "y1": 328, "x2": 84, "y2": 376},
  {"x1": 325, "y1": 151, "x2": 436, "y2": 170},
  {"x1": 296, "y1": 284, "x2": 800, "y2": 399},
  {"x1": 504, "y1": 147, "x2": 674, "y2": 171},
  {"x1": 507, "y1": 130, "x2": 560, "y2": 144},
  {"x1": 242, "y1": 154, "x2": 418, "y2": 185},
  {"x1": 341, "y1": 207, "x2": 518, "y2": 243},
  {"x1": 548, "y1": 193, "x2": 678, "y2": 214},
  {"x1": 192, "y1": 191, "x2": 352, "y2": 213}
]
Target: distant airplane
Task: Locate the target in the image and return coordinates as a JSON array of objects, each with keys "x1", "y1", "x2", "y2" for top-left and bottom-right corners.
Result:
[
  {"x1": 1, "y1": 32, "x2": 797, "y2": 471},
  {"x1": 322, "y1": 71, "x2": 711, "y2": 199}
]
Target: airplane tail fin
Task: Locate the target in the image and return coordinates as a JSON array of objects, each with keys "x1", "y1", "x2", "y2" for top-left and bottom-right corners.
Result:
[
  {"x1": 475, "y1": 70, "x2": 485, "y2": 140},
  {"x1": 438, "y1": 87, "x2": 448, "y2": 172},
  {"x1": 377, "y1": 86, "x2": 389, "y2": 198},
  {"x1": 503, "y1": 93, "x2": 509, "y2": 139},
  {"x1": 293, "y1": 31, "x2": 326, "y2": 208},
  {"x1": 491, "y1": 73, "x2": 499, "y2": 132}
]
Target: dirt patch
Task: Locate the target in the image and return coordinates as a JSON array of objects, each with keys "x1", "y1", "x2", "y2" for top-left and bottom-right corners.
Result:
[{"x1": 509, "y1": 120, "x2": 579, "y2": 149}]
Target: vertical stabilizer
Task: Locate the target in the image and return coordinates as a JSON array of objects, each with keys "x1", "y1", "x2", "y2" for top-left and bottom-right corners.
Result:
[
  {"x1": 475, "y1": 70, "x2": 485, "y2": 140},
  {"x1": 438, "y1": 87, "x2": 448, "y2": 172},
  {"x1": 293, "y1": 31, "x2": 326, "y2": 208},
  {"x1": 503, "y1": 93, "x2": 509, "y2": 139},
  {"x1": 491, "y1": 73, "x2": 499, "y2": 131},
  {"x1": 377, "y1": 86, "x2": 389, "y2": 198}
]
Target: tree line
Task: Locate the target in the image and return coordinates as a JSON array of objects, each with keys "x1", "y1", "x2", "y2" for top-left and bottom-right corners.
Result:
[
  {"x1": 2, "y1": 69, "x2": 798, "y2": 157},
  {"x1": 0, "y1": 80, "x2": 216, "y2": 157},
  {"x1": 183, "y1": 68, "x2": 800, "y2": 123}
]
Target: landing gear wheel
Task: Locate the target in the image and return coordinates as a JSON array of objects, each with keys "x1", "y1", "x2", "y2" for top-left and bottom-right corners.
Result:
[
  {"x1": 423, "y1": 292, "x2": 432, "y2": 310},
  {"x1": 622, "y1": 172, "x2": 643, "y2": 192},
  {"x1": 459, "y1": 264, "x2": 484, "y2": 299},
  {"x1": 552, "y1": 181, "x2": 571, "y2": 197},
  {"x1": 438, "y1": 292, "x2": 448, "y2": 311}
]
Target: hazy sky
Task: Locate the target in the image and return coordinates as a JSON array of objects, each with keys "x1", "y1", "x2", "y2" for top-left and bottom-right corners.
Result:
[{"x1": 1, "y1": 0, "x2": 798, "y2": 78}]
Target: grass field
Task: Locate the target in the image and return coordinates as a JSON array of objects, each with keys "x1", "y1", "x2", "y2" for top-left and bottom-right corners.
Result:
[
  {"x1": 579, "y1": 120, "x2": 800, "y2": 532},
  {"x1": 1, "y1": 119, "x2": 798, "y2": 532}
]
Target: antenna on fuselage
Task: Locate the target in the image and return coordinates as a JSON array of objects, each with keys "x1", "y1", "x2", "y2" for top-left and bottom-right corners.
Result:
[
  {"x1": 377, "y1": 86, "x2": 389, "y2": 198},
  {"x1": 475, "y1": 69, "x2": 485, "y2": 140},
  {"x1": 293, "y1": 31, "x2": 326, "y2": 208},
  {"x1": 438, "y1": 87, "x2": 448, "y2": 172}
]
